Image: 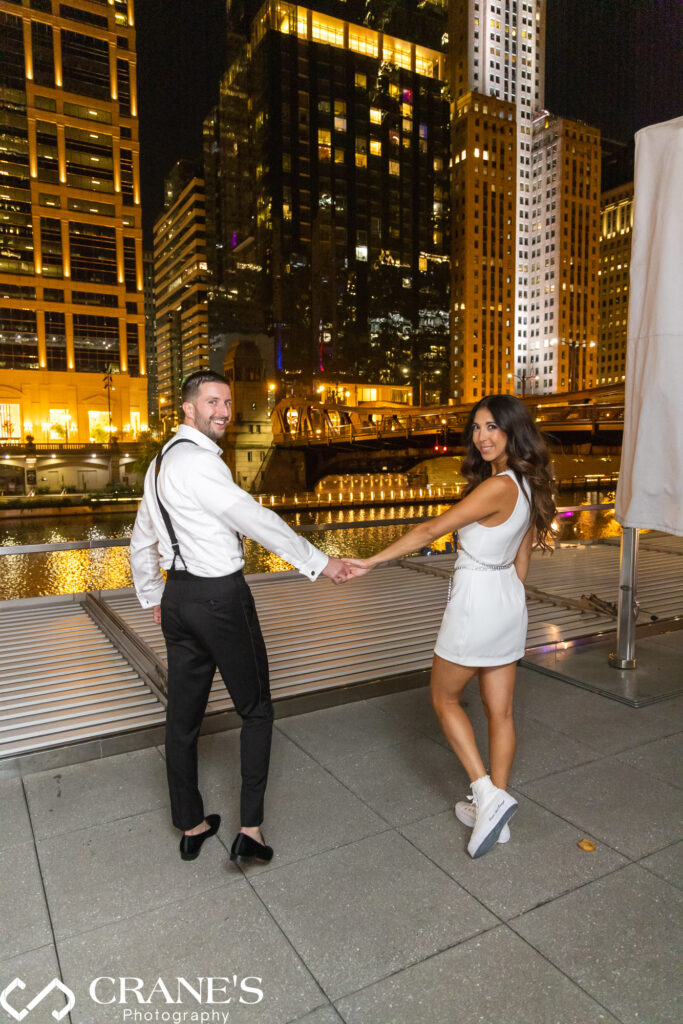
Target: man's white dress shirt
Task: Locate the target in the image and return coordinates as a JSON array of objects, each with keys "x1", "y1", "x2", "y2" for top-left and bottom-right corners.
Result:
[{"x1": 129, "y1": 424, "x2": 328, "y2": 608}]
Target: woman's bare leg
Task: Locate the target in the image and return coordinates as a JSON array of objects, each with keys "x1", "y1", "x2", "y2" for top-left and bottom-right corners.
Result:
[
  {"x1": 430, "y1": 654, "x2": 486, "y2": 783},
  {"x1": 478, "y1": 662, "x2": 518, "y2": 790}
]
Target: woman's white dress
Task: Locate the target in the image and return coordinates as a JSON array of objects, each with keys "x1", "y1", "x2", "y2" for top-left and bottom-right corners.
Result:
[{"x1": 434, "y1": 469, "x2": 532, "y2": 667}]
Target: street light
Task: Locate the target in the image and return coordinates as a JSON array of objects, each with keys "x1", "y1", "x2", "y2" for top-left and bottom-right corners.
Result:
[{"x1": 103, "y1": 365, "x2": 115, "y2": 438}]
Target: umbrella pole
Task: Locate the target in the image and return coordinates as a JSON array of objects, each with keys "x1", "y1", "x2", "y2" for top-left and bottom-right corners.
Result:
[{"x1": 609, "y1": 527, "x2": 639, "y2": 669}]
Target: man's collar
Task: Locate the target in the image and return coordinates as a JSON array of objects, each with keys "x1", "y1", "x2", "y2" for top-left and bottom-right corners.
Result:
[{"x1": 174, "y1": 423, "x2": 222, "y2": 455}]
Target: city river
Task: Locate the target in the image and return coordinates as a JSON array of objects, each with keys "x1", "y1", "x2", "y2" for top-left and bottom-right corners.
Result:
[{"x1": 0, "y1": 489, "x2": 619, "y2": 602}]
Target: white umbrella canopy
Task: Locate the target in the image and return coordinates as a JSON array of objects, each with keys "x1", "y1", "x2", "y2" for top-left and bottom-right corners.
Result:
[{"x1": 615, "y1": 115, "x2": 683, "y2": 535}]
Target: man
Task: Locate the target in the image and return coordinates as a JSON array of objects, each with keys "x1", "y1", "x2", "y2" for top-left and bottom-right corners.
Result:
[{"x1": 130, "y1": 370, "x2": 349, "y2": 865}]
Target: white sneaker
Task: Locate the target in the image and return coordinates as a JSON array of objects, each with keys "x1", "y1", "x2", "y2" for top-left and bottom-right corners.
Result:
[
  {"x1": 455, "y1": 797, "x2": 510, "y2": 843},
  {"x1": 466, "y1": 776, "x2": 518, "y2": 859}
]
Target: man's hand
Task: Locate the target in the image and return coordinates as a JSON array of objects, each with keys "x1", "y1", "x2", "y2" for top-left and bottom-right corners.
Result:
[
  {"x1": 322, "y1": 556, "x2": 352, "y2": 584},
  {"x1": 341, "y1": 558, "x2": 373, "y2": 579},
  {"x1": 152, "y1": 605, "x2": 162, "y2": 625}
]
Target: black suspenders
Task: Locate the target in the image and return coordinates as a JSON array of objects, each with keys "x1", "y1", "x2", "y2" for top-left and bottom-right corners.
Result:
[{"x1": 153, "y1": 438, "x2": 197, "y2": 572}]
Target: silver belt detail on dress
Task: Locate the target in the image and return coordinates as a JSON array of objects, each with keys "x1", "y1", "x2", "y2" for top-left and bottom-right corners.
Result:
[{"x1": 447, "y1": 543, "x2": 514, "y2": 601}]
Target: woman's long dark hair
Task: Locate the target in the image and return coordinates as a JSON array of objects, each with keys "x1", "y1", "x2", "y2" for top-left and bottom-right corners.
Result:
[{"x1": 461, "y1": 395, "x2": 556, "y2": 552}]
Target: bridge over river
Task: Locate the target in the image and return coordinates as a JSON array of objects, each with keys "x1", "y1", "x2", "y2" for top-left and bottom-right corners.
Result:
[{"x1": 258, "y1": 384, "x2": 625, "y2": 491}]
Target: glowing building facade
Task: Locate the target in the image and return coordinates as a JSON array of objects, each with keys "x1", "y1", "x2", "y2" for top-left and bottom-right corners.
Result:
[
  {"x1": 525, "y1": 112, "x2": 600, "y2": 394},
  {"x1": 0, "y1": 0, "x2": 146, "y2": 443},
  {"x1": 598, "y1": 181, "x2": 632, "y2": 386},
  {"x1": 153, "y1": 163, "x2": 210, "y2": 430},
  {"x1": 450, "y1": 91, "x2": 516, "y2": 403},
  {"x1": 449, "y1": 0, "x2": 546, "y2": 381}
]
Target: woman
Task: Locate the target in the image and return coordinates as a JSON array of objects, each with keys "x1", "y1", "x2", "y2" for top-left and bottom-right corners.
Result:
[{"x1": 347, "y1": 395, "x2": 556, "y2": 858}]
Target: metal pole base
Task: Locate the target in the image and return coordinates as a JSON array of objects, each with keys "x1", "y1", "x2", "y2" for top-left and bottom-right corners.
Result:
[
  {"x1": 608, "y1": 652, "x2": 637, "y2": 670},
  {"x1": 608, "y1": 526, "x2": 639, "y2": 671}
]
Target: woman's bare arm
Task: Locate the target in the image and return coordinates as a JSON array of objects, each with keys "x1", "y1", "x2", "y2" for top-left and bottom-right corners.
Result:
[{"x1": 358, "y1": 475, "x2": 517, "y2": 569}]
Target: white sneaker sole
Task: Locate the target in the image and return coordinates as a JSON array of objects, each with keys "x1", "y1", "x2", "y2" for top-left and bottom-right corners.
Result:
[
  {"x1": 467, "y1": 793, "x2": 518, "y2": 859},
  {"x1": 455, "y1": 801, "x2": 510, "y2": 844}
]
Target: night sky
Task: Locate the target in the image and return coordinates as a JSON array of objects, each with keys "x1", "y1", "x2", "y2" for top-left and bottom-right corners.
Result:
[{"x1": 135, "y1": 0, "x2": 683, "y2": 244}]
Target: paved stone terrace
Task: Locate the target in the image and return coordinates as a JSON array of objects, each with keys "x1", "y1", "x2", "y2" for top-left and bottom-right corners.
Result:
[{"x1": 1, "y1": 665, "x2": 681, "y2": 1024}]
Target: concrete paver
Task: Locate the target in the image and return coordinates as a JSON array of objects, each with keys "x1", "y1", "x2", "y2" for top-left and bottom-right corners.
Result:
[{"x1": 1, "y1": 667, "x2": 681, "y2": 1024}]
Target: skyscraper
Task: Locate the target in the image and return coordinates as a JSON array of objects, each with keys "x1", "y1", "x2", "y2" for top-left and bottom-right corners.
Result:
[
  {"x1": 598, "y1": 181, "x2": 633, "y2": 387},
  {"x1": 450, "y1": 91, "x2": 516, "y2": 403},
  {"x1": 525, "y1": 112, "x2": 600, "y2": 393},
  {"x1": 204, "y1": 1, "x2": 451, "y2": 402},
  {"x1": 0, "y1": 0, "x2": 146, "y2": 443},
  {"x1": 449, "y1": 0, "x2": 546, "y2": 379},
  {"x1": 153, "y1": 161, "x2": 209, "y2": 430}
]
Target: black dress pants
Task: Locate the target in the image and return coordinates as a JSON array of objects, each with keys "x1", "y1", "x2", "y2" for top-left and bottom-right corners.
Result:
[{"x1": 160, "y1": 570, "x2": 273, "y2": 831}]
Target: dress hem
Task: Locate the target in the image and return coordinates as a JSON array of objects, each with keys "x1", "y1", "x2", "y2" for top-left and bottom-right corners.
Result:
[{"x1": 433, "y1": 645, "x2": 524, "y2": 668}]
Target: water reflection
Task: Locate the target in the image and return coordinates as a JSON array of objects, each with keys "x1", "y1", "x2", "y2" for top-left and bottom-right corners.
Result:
[{"x1": 0, "y1": 494, "x2": 620, "y2": 601}]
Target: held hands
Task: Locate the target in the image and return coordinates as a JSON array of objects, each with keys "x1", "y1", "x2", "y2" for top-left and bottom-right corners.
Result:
[{"x1": 322, "y1": 556, "x2": 375, "y2": 584}]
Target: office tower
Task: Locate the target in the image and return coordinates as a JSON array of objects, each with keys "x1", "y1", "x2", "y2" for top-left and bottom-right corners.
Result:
[
  {"x1": 449, "y1": 0, "x2": 546, "y2": 380},
  {"x1": 0, "y1": 0, "x2": 146, "y2": 443},
  {"x1": 598, "y1": 181, "x2": 632, "y2": 386},
  {"x1": 205, "y1": 1, "x2": 451, "y2": 402},
  {"x1": 142, "y1": 249, "x2": 158, "y2": 427},
  {"x1": 524, "y1": 112, "x2": 600, "y2": 394},
  {"x1": 153, "y1": 162, "x2": 209, "y2": 430},
  {"x1": 450, "y1": 91, "x2": 516, "y2": 403}
]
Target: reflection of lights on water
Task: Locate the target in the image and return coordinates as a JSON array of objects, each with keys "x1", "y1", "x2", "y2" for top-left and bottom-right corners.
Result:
[{"x1": 1, "y1": 504, "x2": 621, "y2": 600}]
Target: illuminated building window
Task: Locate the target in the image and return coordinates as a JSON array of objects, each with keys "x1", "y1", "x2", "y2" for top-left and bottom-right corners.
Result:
[
  {"x1": 370, "y1": 108, "x2": 382, "y2": 124},
  {"x1": 355, "y1": 245, "x2": 368, "y2": 261},
  {"x1": 370, "y1": 139, "x2": 381, "y2": 157},
  {"x1": 0, "y1": 402, "x2": 22, "y2": 438},
  {"x1": 318, "y1": 129, "x2": 332, "y2": 161},
  {"x1": 389, "y1": 160, "x2": 400, "y2": 176},
  {"x1": 355, "y1": 72, "x2": 367, "y2": 89},
  {"x1": 63, "y1": 102, "x2": 112, "y2": 124},
  {"x1": 88, "y1": 410, "x2": 110, "y2": 442}
]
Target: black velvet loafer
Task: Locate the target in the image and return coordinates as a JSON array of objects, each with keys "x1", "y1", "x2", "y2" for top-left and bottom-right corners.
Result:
[
  {"x1": 179, "y1": 814, "x2": 221, "y2": 861},
  {"x1": 229, "y1": 832, "x2": 274, "y2": 864}
]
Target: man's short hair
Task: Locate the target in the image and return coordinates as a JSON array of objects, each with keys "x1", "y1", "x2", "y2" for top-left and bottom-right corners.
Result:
[{"x1": 181, "y1": 370, "x2": 230, "y2": 404}]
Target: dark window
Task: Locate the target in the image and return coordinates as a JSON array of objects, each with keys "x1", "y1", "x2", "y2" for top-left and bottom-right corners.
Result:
[
  {"x1": 40, "y1": 218, "x2": 63, "y2": 277},
  {"x1": 72, "y1": 290, "x2": 118, "y2": 307},
  {"x1": 43, "y1": 287, "x2": 64, "y2": 302},
  {"x1": 59, "y1": 5, "x2": 109, "y2": 29},
  {"x1": 0, "y1": 283, "x2": 35, "y2": 301},
  {"x1": 69, "y1": 221, "x2": 117, "y2": 283},
  {"x1": 32, "y1": 21, "x2": 55, "y2": 88},
  {"x1": 117, "y1": 59, "x2": 131, "y2": 117},
  {"x1": 126, "y1": 322, "x2": 139, "y2": 376},
  {"x1": 34, "y1": 94, "x2": 57, "y2": 111},
  {"x1": 123, "y1": 237, "x2": 137, "y2": 291},
  {"x1": 73, "y1": 314, "x2": 119, "y2": 372},
  {"x1": 36, "y1": 120, "x2": 59, "y2": 183},
  {"x1": 0, "y1": 309, "x2": 39, "y2": 370},
  {"x1": 45, "y1": 311, "x2": 67, "y2": 370},
  {"x1": 61, "y1": 30, "x2": 110, "y2": 100},
  {"x1": 0, "y1": 13, "x2": 26, "y2": 92},
  {"x1": 120, "y1": 147, "x2": 134, "y2": 204},
  {"x1": 30, "y1": 0, "x2": 53, "y2": 11}
]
